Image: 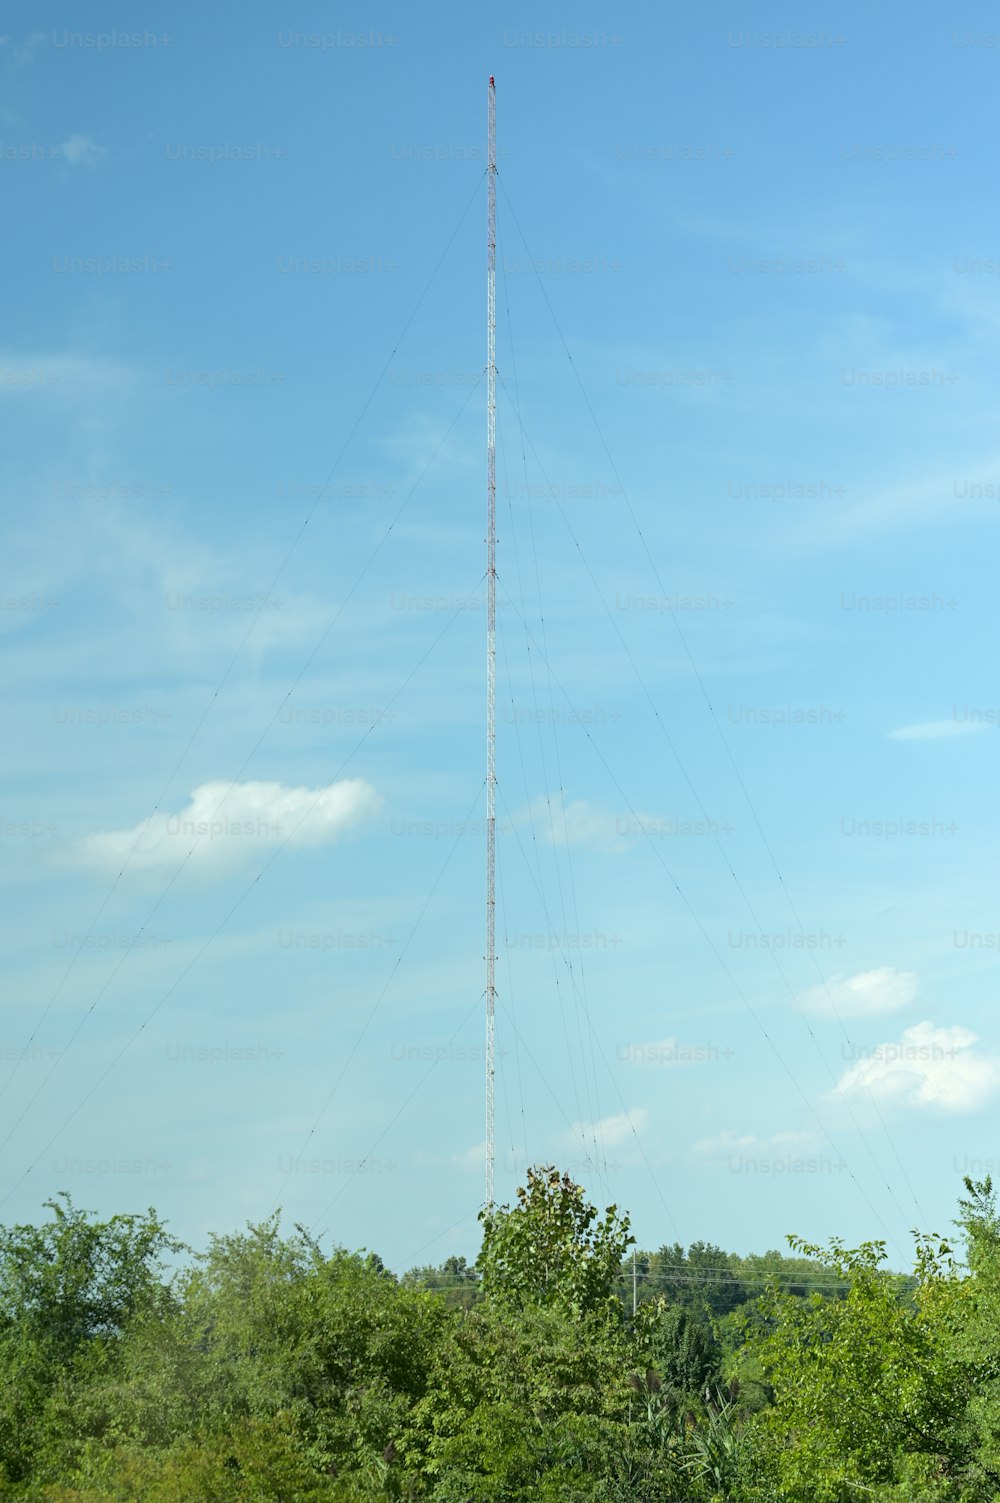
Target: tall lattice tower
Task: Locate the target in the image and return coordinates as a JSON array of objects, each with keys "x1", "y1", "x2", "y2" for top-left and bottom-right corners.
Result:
[{"x1": 485, "y1": 74, "x2": 497, "y2": 1210}]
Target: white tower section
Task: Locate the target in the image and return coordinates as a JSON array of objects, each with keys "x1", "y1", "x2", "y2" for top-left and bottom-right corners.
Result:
[{"x1": 485, "y1": 75, "x2": 497, "y2": 1210}]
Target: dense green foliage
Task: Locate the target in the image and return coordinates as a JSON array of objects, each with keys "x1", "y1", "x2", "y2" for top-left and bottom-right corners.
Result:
[{"x1": 2, "y1": 1172, "x2": 1000, "y2": 1500}]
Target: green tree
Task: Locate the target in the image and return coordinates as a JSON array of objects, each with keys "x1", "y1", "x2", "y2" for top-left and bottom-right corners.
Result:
[
  {"x1": 64, "y1": 1213, "x2": 446, "y2": 1499},
  {"x1": 0, "y1": 1193, "x2": 181, "y2": 1487},
  {"x1": 745, "y1": 1232, "x2": 972, "y2": 1502},
  {"x1": 402, "y1": 1254, "x2": 481, "y2": 1311},
  {"x1": 932, "y1": 1176, "x2": 1000, "y2": 1495},
  {"x1": 406, "y1": 1299, "x2": 637, "y2": 1502},
  {"x1": 655, "y1": 1242, "x2": 748, "y2": 1321},
  {"x1": 402, "y1": 1167, "x2": 651, "y2": 1501},
  {"x1": 651, "y1": 1303, "x2": 719, "y2": 1396},
  {"x1": 476, "y1": 1165, "x2": 634, "y2": 1321}
]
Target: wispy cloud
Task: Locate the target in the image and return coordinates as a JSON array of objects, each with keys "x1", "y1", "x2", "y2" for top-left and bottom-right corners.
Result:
[
  {"x1": 68, "y1": 777, "x2": 382, "y2": 876},
  {"x1": 0, "y1": 349, "x2": 135, "y2": 399},
  {"x1": 518, "y1": 794, "x2": 681, "y2": 853},
  {"x1": 450, "y1": 1140, "x2": 486, "y2": 1172},
  {"x1": 55, "y1": 134, "x2": 106, "y2": 168},
  {"x1": 693, "y1": 1128, "x2": 814, "y2": 1160},
  {"x1": 888, "y1": 720, "x2": 988, "y2": 741},
  {"x1": 562, "y1": 1107, "x2": 648, "y2": 1150},
  {"x1": 618, "y1": 1036, "x2": 722, "y2": 1067},
  {"x1": 797, "y1": 966, "x2": 917, "y2": 1019},
  {"x1": 540, "y1": 797, "x2": 629, "y2": 850},
  {"x1": 0, "y1": 31, "x2": 45, "y2": 69}
]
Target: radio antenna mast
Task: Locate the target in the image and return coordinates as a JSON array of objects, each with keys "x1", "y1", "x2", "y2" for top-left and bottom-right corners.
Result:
[{"x1": 485, "y1": 73, "x2": 497, "y2": 1210}]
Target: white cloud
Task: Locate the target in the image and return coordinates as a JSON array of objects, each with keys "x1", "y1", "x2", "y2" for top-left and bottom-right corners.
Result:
[
  {"x1": 693, "y1": 1128, "x2": 814, "y2": 1160},
  {"x1": 562, "y1": 1107, "x2": 648, "y2": 1150},
  {"x1": 450, "y1": 1140, "x2": 487, "y2": 1172},
  {"x1": 618, "y1": 1036, "x2": 721, "y2": 1067},
  {"x1": 0, "y1": 31, "x2": 45, "y2": 69},
  {"x1": 55, "y1": 134, "x2": 106, "y2": 168},
  {"x1": 518, "y1": 794, "x2": 682, "y2": 853},
  {"x1": 833, "y1": 1021, "x2": 1000, "y2": 1113},
  {"x1": 797, "y1": 966, "x2": 917, "y2": 1019},
  {"x1": 0, "y1": 349, "x2": 134, "y2": 399},
  {"x1": 69, "y1": 777, "x2": 382, "y2": 876},
  {"x1": 520, "y1": 795, "x2": 625, "y2": 851},
  {"x1": 888, "y1": 720, "x2": 988, "y2": 741}
]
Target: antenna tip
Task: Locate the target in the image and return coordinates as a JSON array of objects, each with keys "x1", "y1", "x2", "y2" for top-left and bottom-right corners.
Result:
[{"x1": 489, "y1": 75, "x2": 495, "y2": 87}]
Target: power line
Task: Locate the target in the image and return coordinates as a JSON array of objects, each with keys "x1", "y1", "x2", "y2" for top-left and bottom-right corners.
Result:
[
  {"x1": 0, "y1": 585, "x2": 480, "y2": 1211},
  {"x1": 496, "y1": 584, "x2": 907, "y2": 1263},
  {"x1": 0, "y1": 376, "x2": 484, "y2": 1166},
  {"x1": 3, "y1": 175, "x2": 486, "y2": 1121},
  {"x1": 271, "y1": 779, "x2": 487, "y2": 1217},
  {"x1": 496, "y1": 213, "x2": 605, "y2": 1184},
  {"x1": 496, "y1": 173, "x2": 925, "y2": 1238}
]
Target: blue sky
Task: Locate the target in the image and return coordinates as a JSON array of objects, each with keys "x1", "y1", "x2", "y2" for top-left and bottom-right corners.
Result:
[{"x1": 2, "y1": 0, "x2": 999, "y2": 1276}]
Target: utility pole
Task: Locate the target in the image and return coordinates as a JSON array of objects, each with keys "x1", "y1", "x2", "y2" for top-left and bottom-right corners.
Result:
[
  {"x1": 485, "y1": 74, "x2": 497, "y2": 1211},
  {"x1": 632, "y1": 1247, "x2": 637, "y2": 1316}
]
